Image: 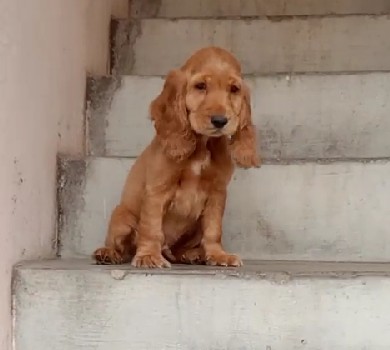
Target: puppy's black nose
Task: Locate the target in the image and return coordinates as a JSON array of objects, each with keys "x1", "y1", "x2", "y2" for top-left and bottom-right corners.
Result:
[{"x1": 211, "y1": 115, "x2": 228, "y2": 129}]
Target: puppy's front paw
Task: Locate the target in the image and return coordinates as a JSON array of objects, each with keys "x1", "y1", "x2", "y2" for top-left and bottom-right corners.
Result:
[
  {"x1": 206, "y1": 253, "x2": 243, "y2": 267},
  {"x1": 236, "y1": 153, "x2": 261, "y2": 169},
  {"x1": 131, "y1": 253, "x2": 171, "y2": 268},
  {"x1": 94, "y1": 247, "x2": 124, "y2": 265},
  {"x1": 179, "y1": 248, "x2": 205, "y2": 265}
]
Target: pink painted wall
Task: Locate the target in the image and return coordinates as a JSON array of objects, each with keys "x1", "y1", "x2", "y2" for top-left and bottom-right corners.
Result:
[{"x1": 0, "y1": 0, "x2": 127, "y2": 348}]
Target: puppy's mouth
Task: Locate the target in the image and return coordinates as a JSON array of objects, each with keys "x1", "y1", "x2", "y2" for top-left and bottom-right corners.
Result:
[
  {"x1": 209, "y1": 130, "x2": 223, "y2": 137},
  {"x1": 194, "y1": 129, "x2": 222, "y2": 137},
  {"x1": 203, "y1": 126, "x2": 236, "y2": 138}
]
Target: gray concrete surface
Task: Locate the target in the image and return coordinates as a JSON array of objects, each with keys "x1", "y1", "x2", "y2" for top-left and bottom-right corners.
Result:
[
  {"x1": 130, "y1": 0, "x2": 390, "y2": 18},
  {"x1": 14, "y1": 259, "x2": 390, "y2": 350},
  {"x1": 59, "y1": 157, "x2": 390, "y2": 261},
  {"x1": 87, "y1": 73, "x2": 390, "y2": 159},
  {"x1": 114, "y1": 16, "x2": 390, "y2": 75}
]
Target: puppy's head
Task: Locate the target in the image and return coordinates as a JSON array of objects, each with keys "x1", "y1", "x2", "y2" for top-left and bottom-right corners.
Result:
[{"x1": 150, "y1": 47, "x2": 260, "y2": 167}]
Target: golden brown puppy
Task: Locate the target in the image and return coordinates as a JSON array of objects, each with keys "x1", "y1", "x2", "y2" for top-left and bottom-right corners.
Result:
[{"x1": 93, "y1": 47, "x2": 260, "y2": 268}]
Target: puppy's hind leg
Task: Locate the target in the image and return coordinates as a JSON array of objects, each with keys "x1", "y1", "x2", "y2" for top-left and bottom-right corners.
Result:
[
  {"x1": 171, "y1": 223, "x2": 205, "y2": 265},
  {"x1": 93, "y1": 205, "x2": 137, "y2": 265}
]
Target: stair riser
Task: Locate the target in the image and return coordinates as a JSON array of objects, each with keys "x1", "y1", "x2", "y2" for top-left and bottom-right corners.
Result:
[
  {"x1": 87, "y1": 73, "x2": 390, "y2": 159},
  {"x1": 59, "y1": 158, "x2": 390, "y2": 261},
  {"x1": 113, "y1": 16, "x2": 390, "y2": 75},
  {"x1": 130, "y1": 0, "x2": 390, "y2": 18},
  {"x1": 15, "y1": 267, "x2": 390, "y2": 349}
]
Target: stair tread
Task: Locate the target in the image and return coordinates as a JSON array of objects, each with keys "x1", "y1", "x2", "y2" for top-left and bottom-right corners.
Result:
[
  {"x1": 15, "y1": 258, "x2": 390, "y2": 349},
  {"x1": 16, "y1": 258, "x2": 390, "y2": 277}
]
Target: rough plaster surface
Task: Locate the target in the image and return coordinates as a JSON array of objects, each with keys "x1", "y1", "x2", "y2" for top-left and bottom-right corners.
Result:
[
  {"x1": 14, "y1": 259, "x2": 390, "y2": 349},
  {"x1": 59, "y1": 157, "x2": 390, "y2": 261},
  {"x1": 87, "y1": 73, "x2": 390, "y2": 159},
  {"x1": 116, "y1": 16, "x2": 390, "y2": 75},
  {"x1": 0, "y1": 1, "x2": 116, "y2": 348},
  {"x1": 130, "y1": 0, "x2": 390, "y2": 18},
  {"x1": 86, "y1": 76, "x2": 122, "y2": 155}
]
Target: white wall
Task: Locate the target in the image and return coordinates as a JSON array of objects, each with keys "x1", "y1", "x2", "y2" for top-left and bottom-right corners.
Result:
[{"x1": 0, "y1": 0, "x2": 126, "y2": 348}]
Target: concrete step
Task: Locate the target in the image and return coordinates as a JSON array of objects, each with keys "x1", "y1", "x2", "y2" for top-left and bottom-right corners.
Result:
[
  {"x1": 130, "y1": 0, "x2": 390, "y2": 18},
  {"x1": 14, "y1": 258, "x2": 390, "y2": 349},
  {"x1": 113, "y1": 16, "x2": 390, "y2": 75},
  {"x1": 87, "y1": 73, "x2": 390, "y2": 159},
  {"x1": 58, "y1": 157, "x2": 390, "y2": 261}
]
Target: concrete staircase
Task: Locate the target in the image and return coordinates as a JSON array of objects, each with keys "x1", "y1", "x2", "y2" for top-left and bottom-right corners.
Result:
[{"x1": 13, "y1": 1, "x2": 390, "y2": 349}]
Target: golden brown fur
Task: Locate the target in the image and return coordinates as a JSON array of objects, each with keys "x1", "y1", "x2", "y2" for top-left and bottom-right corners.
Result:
[{"x1": 94, "y1": 47, "x2": 260, "y2": 268}]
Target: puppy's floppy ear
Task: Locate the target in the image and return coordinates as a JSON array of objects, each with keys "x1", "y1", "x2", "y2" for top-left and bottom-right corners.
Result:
[
  {"x1": 230, "y1": 82, "x2": 261, "y2": 168},
  {"x1": 150, "y1": 69, "x2": 196, "y2": 161}
]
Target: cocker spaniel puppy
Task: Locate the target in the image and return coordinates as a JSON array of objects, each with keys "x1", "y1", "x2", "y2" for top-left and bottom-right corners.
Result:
[{"x1": 94, "y1": 46, "x2": 260, "y2": 268}]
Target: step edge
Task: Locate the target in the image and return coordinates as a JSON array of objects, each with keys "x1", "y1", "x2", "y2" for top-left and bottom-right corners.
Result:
[
  {"x1": 88, "y1": 70, "x2": 390, "y2": 80},
  {"x1": 58, "y1": 156, "x2": 390, "y2": 165},
  {"x1": 121, "y1": 14, "x2": 390, "y2": 21},
  {"x1": 14, "y1": 258, "x2": 390, "y2": 280}
]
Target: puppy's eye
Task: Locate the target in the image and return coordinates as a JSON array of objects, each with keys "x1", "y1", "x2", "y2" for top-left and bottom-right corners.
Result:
[
  {"x1": 195, "y1": 82, "x2": 206, "y2": 91},
  {"x1": 230, "y1": 84, "x2": 240, "y2": 93}
]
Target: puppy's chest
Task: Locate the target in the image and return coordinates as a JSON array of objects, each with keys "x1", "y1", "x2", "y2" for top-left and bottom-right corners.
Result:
[{"x1": 168, "y1": 155, "x2": 213, "y2": 219}]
